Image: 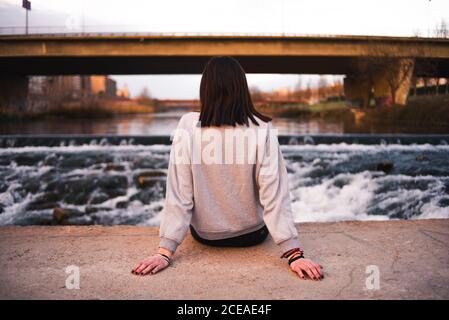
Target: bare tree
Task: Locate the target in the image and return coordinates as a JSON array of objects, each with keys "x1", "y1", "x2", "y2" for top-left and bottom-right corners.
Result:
[
  {"x1": 380, "y1": 58, "x2": 414, "y2": 104},
  {"x1": 412, "y1": 29, "x2": 422, "y2": 38},
  {"x1": 295, "y1": 76, "x2": 303, "y2": 91},
  {"x1": 317, "y1": 76, "x2": 328, "y2": 101},
  {"x1": 303, "y1": 81, "x2": 313, "y2": 102},
  {"x1": 434, "y1": 19, "x2": 449, "y2": 38},
  {"x1": 139, "y1": 87, "x2": 152, "y2": 100},
  {"x1": 428, "y1": 19, "x2": 449, "y2": 94},
  {"x1": 138, "y1": 87, "x2": 153, "y2": 105},
  {"x1": 354, "y1": 39, "x2": 415, "y2": 106},
  {"x1": 329, "y1": 79, "x2": 344, "y2": 99},
  {"x1": 249, "y1": 86, "x2": 263, "y2": 101}
]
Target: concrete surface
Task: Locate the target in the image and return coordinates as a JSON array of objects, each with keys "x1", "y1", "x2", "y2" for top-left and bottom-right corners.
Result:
[{"x1": 0, "y1": 219, "x2": 448, "y2": 300}]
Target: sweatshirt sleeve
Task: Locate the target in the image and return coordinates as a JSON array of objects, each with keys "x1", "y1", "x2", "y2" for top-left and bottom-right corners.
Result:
[
  {"x1": 256, "y1": 122, "x2": 300, "y2": 254},
  {"x1": 158, "y1": 116, "x2": 194, "y2": 252}
]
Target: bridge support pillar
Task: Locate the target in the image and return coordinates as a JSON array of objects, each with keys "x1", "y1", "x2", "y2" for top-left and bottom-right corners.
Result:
[
  {"x1": 0, "y1": 74, "x2": 29, "y2": 113},
  {"x1": 372, "y1": 58, "x2": 415, "y2": 107},
  {"x1": 343, "y1": 75, "x2": 371, "y2": 108}
]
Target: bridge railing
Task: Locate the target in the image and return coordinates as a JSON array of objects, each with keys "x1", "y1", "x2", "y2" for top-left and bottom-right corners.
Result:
[
  {"x1": 0, "y1": 25, "x2": 333, "y2": 36},
  {"x1": 0, "y1": 25, "x2": 440, "y2": 39}
]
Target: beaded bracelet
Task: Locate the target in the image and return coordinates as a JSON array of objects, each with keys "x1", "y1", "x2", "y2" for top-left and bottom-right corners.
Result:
[
  {"x1": 281, "y1": 247, "x2": 304, "y2": 259},
  {"x1": 288, "y1": 253, "x2": 305, "y2": 266}
]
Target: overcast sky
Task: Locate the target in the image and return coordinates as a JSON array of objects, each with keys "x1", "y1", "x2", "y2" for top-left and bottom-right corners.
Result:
[{"x1": 1, "y1": 0, "x2": 448, "y2": 98}]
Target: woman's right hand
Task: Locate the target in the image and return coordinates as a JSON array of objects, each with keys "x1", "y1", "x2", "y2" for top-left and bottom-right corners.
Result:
[
  {"x1": 289, "y1": 257, "x2": 324, "y2": 280},
  {"x1": 132, "y1": 254, "x2": 170, "y2": 276}
]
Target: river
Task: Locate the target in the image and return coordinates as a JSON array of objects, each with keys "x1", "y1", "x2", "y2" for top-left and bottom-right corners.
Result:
[
  {"x1": 0, "y1": 111, "x2": 344, "y2": 135},
  {"x1": 0, "y1": 111, "x2": 448, "y2": 225}
]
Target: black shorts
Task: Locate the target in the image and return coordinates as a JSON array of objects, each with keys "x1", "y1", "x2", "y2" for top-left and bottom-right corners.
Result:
[{"x1": 189, "y1": 224, "x2": 269, "y2": 247}]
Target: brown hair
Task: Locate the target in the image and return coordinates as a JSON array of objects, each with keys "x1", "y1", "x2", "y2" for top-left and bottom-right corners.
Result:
[{"x1": 199, "y1": 56, "x2": 271, "y2": 127}]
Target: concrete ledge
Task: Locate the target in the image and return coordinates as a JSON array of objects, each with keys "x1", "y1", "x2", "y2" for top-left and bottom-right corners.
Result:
[{"x1": 0, "y1": 220, "x2": 448, "y2": 299}]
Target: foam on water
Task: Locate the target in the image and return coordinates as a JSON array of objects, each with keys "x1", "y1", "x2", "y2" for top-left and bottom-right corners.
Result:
[
  {"x1": 282, "y1": 142, "x2": 449, "y2": 153},
  {"x1": 283, "y1": 143, "x2": 449, "y2": 222},
  {"x1": 290, "y1": 171, "x2": 449, "y2": 222},
  {"x1": 0, "y1": 144, "x2": 171, "y2": 154},
  {"x1": 0, "y1": 142, "x2": 448, "y2": 225},
  {"x1": 291, "y1": 171, "x2": 381, "y2": 222}
]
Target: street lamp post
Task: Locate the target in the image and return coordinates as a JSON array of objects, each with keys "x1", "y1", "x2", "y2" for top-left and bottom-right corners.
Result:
[{"x1": 22, "y1": 0, "x2": 31, "y2": 35}]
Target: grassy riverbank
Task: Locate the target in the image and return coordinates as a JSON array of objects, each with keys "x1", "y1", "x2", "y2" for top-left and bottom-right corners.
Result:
[
  {"x1": 355, "y1": 95, "x2": 449, "y2": 133},
  {"x1": 256, "y1": 100, "x2": 348, "y2": 118},
  {"x1": 257, "y1": 96, "x2": 449, "y2": 133},
  {"x1": 0, "y1": 99, "x2": 155, "y2": 121}
]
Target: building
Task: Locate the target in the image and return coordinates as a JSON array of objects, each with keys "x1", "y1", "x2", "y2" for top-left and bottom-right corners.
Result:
[
  {"x1": 25, "y1": 75, "x2": 119, "y2": 112},
  {"x1": 117, "y1": 84, "x2": 130, "y2": 99},
  {"x1": 27, "y1": 75, "x2": 120, "y2": 99},
  {"x1": 105, "y1": 77, "x2": 117, "y2": 98},
  {"x1": 89, "y1": 76, "x2": 117, "y2": 98},
  {"x1": 90, "y1": 76, "x2": 106, "y2": 96}
]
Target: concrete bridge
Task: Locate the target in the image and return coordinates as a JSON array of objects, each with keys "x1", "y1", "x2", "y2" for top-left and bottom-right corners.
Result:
[{"x1": 1, "y1": 34, "x2": 449, "y2": 110}]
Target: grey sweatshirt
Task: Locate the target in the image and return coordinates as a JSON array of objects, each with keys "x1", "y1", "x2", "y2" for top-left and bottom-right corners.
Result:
[{"x1": 158, "y1": 112, "x2": 300, "y2": 254}]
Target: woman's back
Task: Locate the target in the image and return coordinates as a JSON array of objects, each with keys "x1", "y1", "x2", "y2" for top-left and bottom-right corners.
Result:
[
  {"x1": 160, "y1": 111, "x2": 299, "y2": 253},
  {"x1": 133, "y1": 56, "x2": 323, "y2": 281},
  {"x1": 187, "y1": 111, "x2": 268, "y2": 239}
]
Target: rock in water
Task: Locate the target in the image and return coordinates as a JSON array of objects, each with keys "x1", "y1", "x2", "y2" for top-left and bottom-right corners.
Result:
[
  {"x1": 130, "y1": 187, "x2": 165, "y2": 204},
  {"x1": 88, "y1": 192, "x2": 110, "y2": 205},
  {"x1": 53, "y1": 207, "x2": 65, "y2": 223},
  {"x1": 135, "y1": 171, "x2": 166, "y2": 188},
  {"x1": 376, "y1": 161, "x2": 394, "y2": 173},
  {"x1": 104, "y1": 163, "x2": 126, "y2": 172},
  {"x1": 98, "y1": 175, "x2": 128, "y2": 190},
  {"x1": 116, "y1": 201, "x2": 128, "y2": 209},
  {"x1": 415, "y1": 155, "x2": 428, "y2": 161},
  {"x1": 27, "y1": 193, "x2": 60, "y2": 211},
  {"x1": 52, "y1": 207, "x2": 84, "y2": 224},
  {"x1": 85, "y1": 206, "x2": 112, "y2": 214}
]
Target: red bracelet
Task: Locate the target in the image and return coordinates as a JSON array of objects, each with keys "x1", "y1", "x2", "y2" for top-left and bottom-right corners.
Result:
[{"x1": 281, "y1": 247, "x2": 304, "y2": 259}]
